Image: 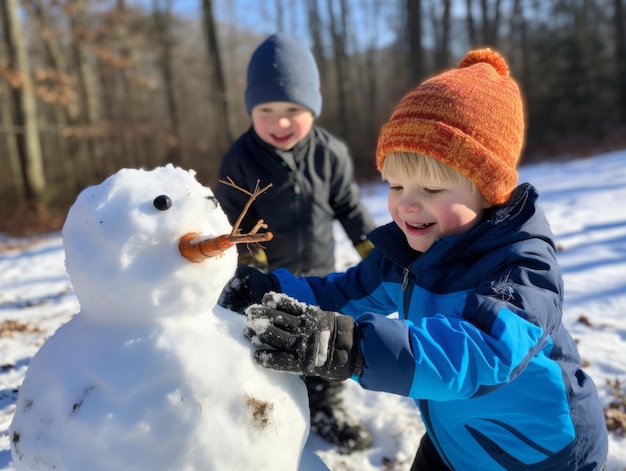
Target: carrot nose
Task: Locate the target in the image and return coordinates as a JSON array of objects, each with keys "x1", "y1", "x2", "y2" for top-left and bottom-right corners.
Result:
[{"x1": 179, "y1": 232, "x2": 273, "y2": 263}]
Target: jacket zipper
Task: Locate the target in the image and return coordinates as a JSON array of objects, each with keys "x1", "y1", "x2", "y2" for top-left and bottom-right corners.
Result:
[
  {"x1": 401, "y1": 267, "x2": 410, "y2": 290},
  {"x1": 402, "y1": 267, "x2": 412, "y2": 319},
  {"x1": 292, "y1": 174, "x2": 302, "y2": 201}
]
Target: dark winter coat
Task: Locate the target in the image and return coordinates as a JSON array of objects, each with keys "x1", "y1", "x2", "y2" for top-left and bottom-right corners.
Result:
[
  {"x1": 215, "y1": 126, "x2": 376, "y2": 276},
  {"x1": 271, "y1": 184, "x2": 608, "y2": 470}
]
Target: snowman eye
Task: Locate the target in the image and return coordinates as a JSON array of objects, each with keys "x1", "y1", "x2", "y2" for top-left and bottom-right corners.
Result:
[
  {"x1": 206, "y1": 196, "x2": 220, "y2": 209},
  {"x1": 153, "y1": 195, "x2": 172, "y2": 211}
]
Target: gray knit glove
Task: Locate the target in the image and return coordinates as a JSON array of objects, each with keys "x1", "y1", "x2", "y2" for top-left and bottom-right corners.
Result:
[{"x1": 244, "y1": 292, "x2": 363, "y2": 382}]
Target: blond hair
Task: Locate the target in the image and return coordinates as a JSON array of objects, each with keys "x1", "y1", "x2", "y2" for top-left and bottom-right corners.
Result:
[{"x1": 381, "y1": 152, "x2": 479, "y2": 192}]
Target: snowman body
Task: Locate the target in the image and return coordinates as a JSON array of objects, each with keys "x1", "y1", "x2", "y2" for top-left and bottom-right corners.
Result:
[{"x1": 10, "y1": 166, "x2": 310, "y2": 470}]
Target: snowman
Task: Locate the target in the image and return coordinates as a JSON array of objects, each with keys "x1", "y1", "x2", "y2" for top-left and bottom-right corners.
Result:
[{"x1": 9, "y1": 165, "x2": 326, "y2": 470}]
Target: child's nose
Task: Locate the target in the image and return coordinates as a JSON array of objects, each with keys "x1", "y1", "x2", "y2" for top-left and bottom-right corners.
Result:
[
  {"x1": 277, "y1": 117, "x2": 291, "y2": 128},
  {"x1": 400, "y1": 195, "x2": 422, "y2": 212}
]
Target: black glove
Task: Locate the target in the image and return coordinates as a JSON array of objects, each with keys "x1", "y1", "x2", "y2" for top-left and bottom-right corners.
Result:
[
  {"x1": 219, "y1": 264, "x2": 280, "y2": 314},
  {"x1": 244, "y1": 292, "x2": 363, "y2": 382}
]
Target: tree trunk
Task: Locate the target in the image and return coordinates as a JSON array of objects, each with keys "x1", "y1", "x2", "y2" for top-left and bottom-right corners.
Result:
[
  {"x1": 510, "y1": 0, "x2": 530, "y2": 93},
  {"x1": 465, "y1": 0, "x2": 477, "y2": 46},
  {"x1": 433, "y1": 0, "x2": 451, "y2": 70},
  {"x1": 307, "y1": 0, "x2": 326, "y2": 80},
  {"x1": 152, "y1": 0, "x2": 183, "y2": 165},
  {"x1": 406, "y1": 0, "x2": 424, "y2": 86},
  {"x1": 0, "y1": 79, "x2": 25, "y2": 198},
  {"x1": 351, "y1": 0, "x2": 381, "y2": 174},
  {"x1": 275, "y1": 0, "x2": 285, "y2": 32},
  {"x1": 326, "y1": 0, "x2": 350, "y2": 137},
  {"x1": 68, "y1": 0, "x2": 100, "y2": 180},
  {"x1": 615, "y1": 0, "x2": 626, "y2": 122},
  {"x1": 25, "y1": 0, "x2": 79, "y2": 192},
  {"x1": 0, "y1": 0, "x2": 46, "y2": 201},
  {"x1": 480, "y1": 0, "x2": 502, "y2": 46},
  {"x1": 115, "y1": 0, "x2": 137, "y2": 168},
  {"x1": 201, "y1": 0, "x2": 233, "y2": 149},
  {"x1": 26, "y1": 0, "x2": 80, "y2": 123}
]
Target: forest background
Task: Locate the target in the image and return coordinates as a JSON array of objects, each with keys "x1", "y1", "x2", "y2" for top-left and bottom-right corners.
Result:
[{"x1": 1, "y1": 0, "x2": 626, "y2": 235}]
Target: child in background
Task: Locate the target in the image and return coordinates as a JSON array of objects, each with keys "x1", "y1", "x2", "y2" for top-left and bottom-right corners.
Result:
[
  {"x1": 221, "y1": 48, "x2": 608, "y2": 470},
  {"x1": 215, "y1": 32, "x2": 376, "y2": 452}
]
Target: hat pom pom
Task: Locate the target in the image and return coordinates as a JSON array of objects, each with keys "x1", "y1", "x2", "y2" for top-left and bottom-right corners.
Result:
[{"x1": 458, "y1": 48, "x2": 509, "y2": 77}]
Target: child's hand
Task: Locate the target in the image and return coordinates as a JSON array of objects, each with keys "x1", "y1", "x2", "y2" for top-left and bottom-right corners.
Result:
[
  {"x1": 244, "y1": 292, "x2": 363, "y2": 382},
  {"x1": 355, "y1": 239, "x2": 374, "y2": 259},
  {"x1": 237, "y1": 247, "x2": 268, "y2": 272},
  {"x1": 219, "y1": 264, "x2": 279, "y2": 314}
]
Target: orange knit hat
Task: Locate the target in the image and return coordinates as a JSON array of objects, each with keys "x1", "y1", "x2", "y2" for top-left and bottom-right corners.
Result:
[{"x1": 375, "y1": 48, "x2": 524, "y2": 205}]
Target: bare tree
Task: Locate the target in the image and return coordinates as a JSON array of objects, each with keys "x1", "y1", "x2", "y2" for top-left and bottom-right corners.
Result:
[
  {"x1": 406, "y1": 0, "x2": 424, "y2": 85},
  {"x1": 114, "y1": 0, "x2": 138, "y2": 168},
  {"x1": 1, "y1": 79, "x2": 25, "y2": 198},
  {"x1": 201, "y1": 0, "x2": 233, "y2": 148},
  {"x1": 25, "y1": 0, "x2": 80, "y2": 191},
  {"x1": 349, "y1": 0, "x2": 383, "y2": 173},
  {"x1": 466, "y1": 0, "x2": 478, "y2": 45},
  {"x1": 0, "y1": 0, "x2": 625, "y2": 214},
  {"x1": 307, "y1": 0, "x2": 327, "y2": 79},
  {"x1": 275, "y1": 0, "x2": 285, "y2": 32},
  {"x1": 430, "y1": 0, "x2": 452, "y2": 70},
  {"x1": 69, "y1": 0, "x2": 100, "y2": 127},
  {"x1": 152, "y1": 0, "x2": 183, "y2": 164},
  {"x1": 0, "y1": 0, "x2": 46, "y2": 201},
  {"x1": 326, "y1": 0, "x2": 351, "y2": 136},
  {"x1": 615, "y1": 0, "x2": 626, "y2": 122},
  {"x1": 480, "y1": 0, "x2": 503, "y2": 46},
  {"x1": 26, "y1": 0, "x2": 80, "y2": 123},
  {"x1": 67, "y1": 0, "x2": 102, "y2": 179},
  {"x1": 509, "y1": 0, "x2": 530, "y2": 92}
]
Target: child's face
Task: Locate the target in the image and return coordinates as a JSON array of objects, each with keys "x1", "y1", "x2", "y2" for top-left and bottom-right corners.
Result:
[
  {"x1": 386, "y1": 173, "x2": 490, "y2": 253},
  {"x1": 251, "y1": 102, "x2": 314, "y2": 151}
]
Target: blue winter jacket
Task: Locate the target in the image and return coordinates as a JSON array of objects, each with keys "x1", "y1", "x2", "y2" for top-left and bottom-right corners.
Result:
[{"x1": 272, "y1": 184, "x2": 608, "y2": 470}]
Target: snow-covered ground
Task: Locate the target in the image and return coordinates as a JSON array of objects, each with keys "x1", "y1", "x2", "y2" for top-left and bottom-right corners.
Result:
[{"x1": 1, "y1": 149, "x2": 625, "y2": 470}]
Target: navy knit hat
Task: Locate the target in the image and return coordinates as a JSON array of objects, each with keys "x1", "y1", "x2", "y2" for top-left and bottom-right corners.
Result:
[{"x1": 245, "y1": 33, "x2": 322, "y2": 117}]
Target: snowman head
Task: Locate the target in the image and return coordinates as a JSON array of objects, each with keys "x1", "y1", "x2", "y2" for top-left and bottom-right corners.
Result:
[{"x1": 62, "y1": 165, "x2": 239, "y2": 324}]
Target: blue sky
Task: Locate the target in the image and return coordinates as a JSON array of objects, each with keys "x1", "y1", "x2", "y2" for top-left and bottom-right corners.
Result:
[{"x1": 151, "y1": 0, "x2": 400, "y2": 52}]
